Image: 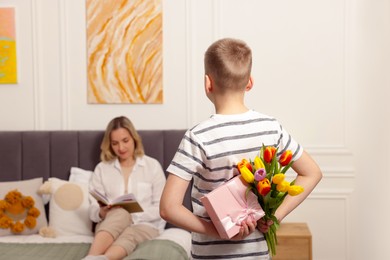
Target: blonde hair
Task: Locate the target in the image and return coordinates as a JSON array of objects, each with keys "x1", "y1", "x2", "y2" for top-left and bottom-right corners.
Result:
[
  {"x1": 100, "y1": 116, "x2": 144, "y2": 162},
  {"x1": 204, "y1": 38, "x2": 252, "y2": 93}
]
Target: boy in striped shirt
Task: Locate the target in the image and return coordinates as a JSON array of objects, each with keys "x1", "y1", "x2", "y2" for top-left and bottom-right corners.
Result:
[{"x1": 160, "y1": 38, "x2": 322, "y2": 260}]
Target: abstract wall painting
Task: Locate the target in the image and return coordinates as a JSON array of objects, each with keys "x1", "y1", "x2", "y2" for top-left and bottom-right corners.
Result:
[
  {"x1": 86, "y1": 0, "x2": 163, "y2": 104},
  {"x1": 0, "y1": 7, "x2": 18, "y2": 84}
]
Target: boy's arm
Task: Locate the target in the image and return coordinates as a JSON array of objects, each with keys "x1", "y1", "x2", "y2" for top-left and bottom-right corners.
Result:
[
  {"x1": 274, "y1": 150, "x2": 322, "y2": 222},
  {"x1": 160, "y1": 174, "x2": 220, "y2": 238}
]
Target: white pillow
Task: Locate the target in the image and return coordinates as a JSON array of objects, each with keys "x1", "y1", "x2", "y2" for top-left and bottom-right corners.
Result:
[
  {"x1": 0, "y1": 178, "x2": 47, "y2": 236},
  {"x1": 69, "y1": 167, "x2": 93, "y2": 185},
  {"x1": 47, "y1": 177, "x2": 93, "y2": 236}
]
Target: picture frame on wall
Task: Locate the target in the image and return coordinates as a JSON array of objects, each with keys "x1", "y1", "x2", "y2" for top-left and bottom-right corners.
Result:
[
  {"x1": 0, "y1": 7, "x2": 18, "y2": 84},
  {"x1": 86, "y1": 0, "x2": 163, "y2": 104}
]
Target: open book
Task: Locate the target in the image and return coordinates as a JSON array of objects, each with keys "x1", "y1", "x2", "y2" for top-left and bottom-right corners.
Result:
[{"x1": 90, "y1": 189, "x2": 143, "y2": 213}]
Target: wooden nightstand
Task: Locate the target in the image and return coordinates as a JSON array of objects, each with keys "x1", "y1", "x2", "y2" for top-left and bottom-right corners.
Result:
[{"x1": 272, "y1": 223, "x2": 312, "y2": 260}]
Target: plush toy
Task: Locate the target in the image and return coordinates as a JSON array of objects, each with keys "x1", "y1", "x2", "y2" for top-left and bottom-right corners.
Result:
[
  {"x1": 39, "y1": 226, "x2": 57, "y2": 238},
  {"x1": 37, "y1": 181, "x2": 57, "y2": 238},
  {"x1": 37, "y1": 181, "x2": 51, "y2": 205}
]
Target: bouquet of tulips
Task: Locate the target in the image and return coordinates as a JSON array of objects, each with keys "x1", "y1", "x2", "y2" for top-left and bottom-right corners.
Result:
[{"x1": 237, "y1": 145, "x2": 304, "y2": 256}]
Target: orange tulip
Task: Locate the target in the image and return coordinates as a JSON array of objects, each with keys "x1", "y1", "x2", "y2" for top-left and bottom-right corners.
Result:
[
  {"x1": 243, "y1": 159, "x2": 253, "y2": 172},
  {"x1": 257, "y1": 179, "x2": 271, "y2": 196},
  {"x1": 264, "y1": 146, "x2": 276, "y2": 163},
  {"x1": 237, "y1": 159, "x2": 253, "y2": 172},
  {"x1": 279, "y1": 150, "x2": 293, "y2": 166}
]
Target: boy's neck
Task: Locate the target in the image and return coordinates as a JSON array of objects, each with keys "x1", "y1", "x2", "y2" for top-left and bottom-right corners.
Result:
[{"x1": 213, "y1": 95, "x2": 249, "y2": 115}]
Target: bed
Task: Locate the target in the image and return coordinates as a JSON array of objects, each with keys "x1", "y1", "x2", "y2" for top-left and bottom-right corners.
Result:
[{"x1": 0, "y1": 130, "x2": 191, "y2": 260}]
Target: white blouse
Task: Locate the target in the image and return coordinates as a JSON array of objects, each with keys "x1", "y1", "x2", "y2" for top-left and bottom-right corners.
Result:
[{"x1": 88, "y1": 155, "x2": 166, "y2": 234}]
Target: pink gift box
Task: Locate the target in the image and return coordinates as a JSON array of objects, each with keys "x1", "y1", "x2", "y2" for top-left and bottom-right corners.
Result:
[{"x1": 201, "y1": 175, "x2": 265, "y2": 239}]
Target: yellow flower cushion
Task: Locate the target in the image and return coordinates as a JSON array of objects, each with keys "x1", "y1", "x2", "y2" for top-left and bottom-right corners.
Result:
[{"x1": 0, "y1": 178, "x2": 47, "y2": 236}]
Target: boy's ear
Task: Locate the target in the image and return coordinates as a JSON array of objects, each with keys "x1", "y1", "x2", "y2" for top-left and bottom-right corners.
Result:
[
  {"x1": 245, "y1": 76, "x2": 254, "y2": 91},
  {"x1": 205, "y1": 74, "x2": 213, "y2": 94}
]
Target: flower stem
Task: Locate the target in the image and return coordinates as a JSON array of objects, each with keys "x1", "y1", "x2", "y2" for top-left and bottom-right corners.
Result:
[{"x1": 264, "y1": 221, "x2": 279, "y2": 256}]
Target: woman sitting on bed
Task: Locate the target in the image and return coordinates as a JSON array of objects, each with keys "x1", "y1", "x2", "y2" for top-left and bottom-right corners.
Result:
[{"x1": 83, "y1": 116, "x2": 166, "y2": 260}]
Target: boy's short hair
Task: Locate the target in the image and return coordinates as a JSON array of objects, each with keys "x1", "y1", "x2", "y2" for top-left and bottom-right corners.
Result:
[{"x1": 204, "y1": 38, "x2": 252, "y2": 92}]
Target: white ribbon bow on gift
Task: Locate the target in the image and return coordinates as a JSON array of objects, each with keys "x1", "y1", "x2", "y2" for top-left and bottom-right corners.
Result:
[{"x1": 220, "y1": 176, "x2": 265, "y2": 231}]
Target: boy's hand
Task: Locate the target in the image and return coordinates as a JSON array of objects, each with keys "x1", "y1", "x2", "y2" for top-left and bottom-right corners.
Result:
[
  {"x1": 231, "y1": 218, "x2": 257, "y2": 240},
  {"x1": 257, "y1": 218, "x2": 273, "y2": 233}
]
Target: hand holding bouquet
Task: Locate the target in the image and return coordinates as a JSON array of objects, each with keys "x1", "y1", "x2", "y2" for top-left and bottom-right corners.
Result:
[{"x1": 237, "y1": 145, "x2": 304, "y2": 256}]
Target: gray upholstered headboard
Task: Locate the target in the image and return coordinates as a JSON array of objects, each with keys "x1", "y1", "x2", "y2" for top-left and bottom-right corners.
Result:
[{"x1": 0, "y1": 130, "x2": 192, "y2": 214}]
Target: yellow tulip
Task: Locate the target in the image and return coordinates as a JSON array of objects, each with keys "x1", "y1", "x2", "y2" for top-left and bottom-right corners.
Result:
[
  {"x1": 288, "y1": 185, "x2": 304, "y2": 196},
  {"x1": 272, "y1": 173, "x2": 285, "y2": 184},
  {"x1": 238, "y1": 164, "x2": 254, "y2": 183},
  {"x1": 254, "y1": 156, "x2": 265, "y2": 170},
  {"x1": 276, "y1": 180, "x2": 290, "y2": 192}
]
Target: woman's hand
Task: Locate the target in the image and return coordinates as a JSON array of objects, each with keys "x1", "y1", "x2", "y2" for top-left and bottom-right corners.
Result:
[{"x1": 98, "y1": 202, "x2": 112, "y2": 220}]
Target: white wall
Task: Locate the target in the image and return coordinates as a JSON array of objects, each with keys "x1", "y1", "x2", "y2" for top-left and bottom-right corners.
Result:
[{"x1": 1, "y1": 0, "x2": 389, "y2": 259}]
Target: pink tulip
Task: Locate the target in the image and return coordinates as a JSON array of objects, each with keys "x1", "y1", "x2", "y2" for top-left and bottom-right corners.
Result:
[{"x1": 254, "y1": 168, "x2": 266, "y2": 181}]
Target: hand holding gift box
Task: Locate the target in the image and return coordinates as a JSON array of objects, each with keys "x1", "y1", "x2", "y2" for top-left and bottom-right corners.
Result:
[{"x1": 201, "y1": 175, "x2": 265, "y2": 239}]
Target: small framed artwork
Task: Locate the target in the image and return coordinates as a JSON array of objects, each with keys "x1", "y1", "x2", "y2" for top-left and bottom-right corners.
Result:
[
  {"x1": 0, "y1": 7, "x2": 18, "y2": 84},
  {"x1": 86, "y1": 0, "x2": 163, "y2": 104}
]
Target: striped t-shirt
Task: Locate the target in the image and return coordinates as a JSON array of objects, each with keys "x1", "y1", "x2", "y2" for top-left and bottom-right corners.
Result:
[{"x1": 167, "y1": 110, "x2": 303, "y2": 260}]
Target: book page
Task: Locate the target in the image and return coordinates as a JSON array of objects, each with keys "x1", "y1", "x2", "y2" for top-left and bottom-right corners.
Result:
[
  {"x1": 111, "y1": 193, "x2": 137, "y2": 204},
  {"x1": 89, "y1": 189, "x2": 143, "y2": 213},
  {"x1": 90, "y1": 189, "x2": 110, "y2": 205}
]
